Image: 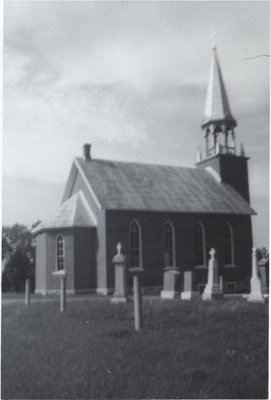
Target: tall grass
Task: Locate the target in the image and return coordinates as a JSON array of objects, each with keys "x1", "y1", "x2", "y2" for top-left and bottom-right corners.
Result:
[{"x1": 2, "y1": 297, "x2": 268, "y2": 399}]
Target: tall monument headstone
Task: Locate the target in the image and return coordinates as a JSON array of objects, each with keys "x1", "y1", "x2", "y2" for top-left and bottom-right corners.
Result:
[
  {"x1": 202, "y1": 248, "x2": 223, "y2": 301},
  {"x1": 247, "y1": 248, "x2": 264, "y2": 303},
  {"x1": 111, "y1": 242, "x2": 127, "y2": 303}
]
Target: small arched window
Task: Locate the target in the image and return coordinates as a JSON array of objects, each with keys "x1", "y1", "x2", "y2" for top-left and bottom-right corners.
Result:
[
  {"x1": 56, "y1": 235, "x2": 65, "y2": 271},
  {"x1": 224, "y1": 223, "x2": 234, "y2": 265},
  {"x1": 195, "y1": 222, "x2": 206, "y2": 266},
  {"x1": 129, "y1": 220, "x2": 142, "y2": 268},
  {"x1": 163, "y1": 221, "x2": 175, "y2": 267}
]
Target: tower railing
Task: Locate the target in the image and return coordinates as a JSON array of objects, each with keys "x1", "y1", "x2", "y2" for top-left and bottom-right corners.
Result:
[{"x1": 206, "y1": 145, "x2": 236, "y2": 157}]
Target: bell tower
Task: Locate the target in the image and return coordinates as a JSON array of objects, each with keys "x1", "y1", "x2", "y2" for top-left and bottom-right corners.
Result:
[
  {"x1": 196, "y1": 44, "x2": 250, "y2": 204},
  {"x1": 201, "y1": 46, "x2": 237, "y2": 156}
]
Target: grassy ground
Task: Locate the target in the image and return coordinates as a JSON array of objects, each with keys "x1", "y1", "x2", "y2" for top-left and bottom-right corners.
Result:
[{"x1": 2, "y1": 296, "x2": 268, "y2": 399}]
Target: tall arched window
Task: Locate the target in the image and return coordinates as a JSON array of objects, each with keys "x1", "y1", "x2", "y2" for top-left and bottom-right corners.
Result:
[
  {"x1": 56, "y1": 235, "x2": 65, "y2": 271},
  {"x1": 224, "y1": 223, "x2": 234, "y2": 265},
  {"x1": 129, "y1": 220, "x2": 142, "y2": 268},
  {"x1": 195, "y1": 222, "x2": 206, "y2": 266},
  {"x1": 163, "y1": 221, "x2": 175, "y2": 267}
]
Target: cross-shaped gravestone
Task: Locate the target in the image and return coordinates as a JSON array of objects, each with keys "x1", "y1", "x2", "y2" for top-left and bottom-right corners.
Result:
[
  {"x1": 248, "y1": 247, "x2": 264, "y2": 303},
  {"x1": 111, "y1": 242, "x2": 127, "y2": 304},
  {"x1": 116, "y1": 242, "x2": 122, "y2": 256},
  {"x1": 202, "y1": 247, "x2": 223, "y2": 300},
  {"x1": 209, "y1": 248, "x2": 216, "y2": 259}
]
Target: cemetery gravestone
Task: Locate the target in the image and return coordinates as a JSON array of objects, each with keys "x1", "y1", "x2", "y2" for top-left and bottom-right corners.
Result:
[
  {"x1": 247, "y1": 248, "x2": 264, "y2": 303},
  {"x1": 258, "y1": 259, "x2": 268, "y2": 295},
  {"x1": 111, "y1": 242, "x2": 127, "y2": 303},
  {"x1": 202, "y1": 248, "x2": 223, "y2": 301},
  {"x1": 161, "y1": 268, "x2": 180, "y2": 299},
  {"x1": 181, "y1": 271, "x2": 199, "y2": 300}
]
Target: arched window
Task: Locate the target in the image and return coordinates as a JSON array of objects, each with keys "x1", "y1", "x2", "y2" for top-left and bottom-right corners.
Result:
[
  {"x1": 224, "y1": 223, "x2": 234, "y2": 265},
  {"x1": 163, "y1": 221, "x2": 175, "y2": 267},
  {"x1": 56, "y1": 235, "x2": 65, "y2": 271},
  {"x1": 129, "y1": 220, "x2": 142, "y2": 268},
  {"x1": 195, "y1": 222, "x2": 206, "y2": 266}
]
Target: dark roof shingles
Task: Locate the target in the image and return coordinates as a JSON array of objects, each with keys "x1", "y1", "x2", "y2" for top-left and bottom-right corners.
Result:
[{"x1": 76, "y1": 158, "x2": 255, "y2": 215}]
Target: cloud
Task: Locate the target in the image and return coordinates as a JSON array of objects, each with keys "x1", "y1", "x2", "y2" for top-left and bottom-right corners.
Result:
[{"x1": 2, "y1": 1, "x2": 270, "y2": 248}]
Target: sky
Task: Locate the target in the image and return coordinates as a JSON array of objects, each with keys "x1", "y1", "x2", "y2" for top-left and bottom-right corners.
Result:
[{"x1": 2, "y1": 1, "x2": 270, "y2": 248}]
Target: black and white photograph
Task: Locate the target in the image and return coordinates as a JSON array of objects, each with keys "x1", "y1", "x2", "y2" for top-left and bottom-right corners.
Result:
[{"x1": 1, "y1": 1, "x2": 269, "y2": 399}]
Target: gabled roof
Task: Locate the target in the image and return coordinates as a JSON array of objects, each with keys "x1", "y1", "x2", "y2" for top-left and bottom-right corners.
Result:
[
  {"x1": 75, "y1": 157, "x2": 255, "y2": 216},
  {"x1": 32, "y1": 191, "x2": 97, "y2": 234},
  {"x1": 202, "y1": 47, "x2": 236, "y2": 128}
]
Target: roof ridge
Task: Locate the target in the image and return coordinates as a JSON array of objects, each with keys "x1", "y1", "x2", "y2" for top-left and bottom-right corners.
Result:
[{"x1": 75, "y1": 157, "x2": 196, "y2": 171}]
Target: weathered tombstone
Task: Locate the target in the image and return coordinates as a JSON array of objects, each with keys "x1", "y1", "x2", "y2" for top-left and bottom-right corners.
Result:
[
  {"x1": 247, "y1": 248, "x2": 264, "y2": 303},
  {"x1": 53, "y1": 270, "x2": 67, "y2": 312},
  {"x1": 111, "y1": 242, "x2": 127, "y2": 303},
  {"x1": 202, "y1": 248, "x2": 223, "y2": 301},
  {"x1": 25, "y1": 279, "x2": 30, "y2": 306},
  {"x1": 129, "y1": 267, "x2": 144, "y2": 332},
  {"x1": 180, "y1": 271, "x2": 199, "y2": 300},
  {"x1": 258, "y1": 259, "x2": 268, "y2": 295},
  {"x1": 161, "y1": 267, "x2": 180, "y2": 299}
]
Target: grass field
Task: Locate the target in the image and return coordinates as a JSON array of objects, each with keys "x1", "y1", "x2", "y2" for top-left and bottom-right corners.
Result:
[{"x1": 1, "y1": 296, "x2": 268, "y2": 399}]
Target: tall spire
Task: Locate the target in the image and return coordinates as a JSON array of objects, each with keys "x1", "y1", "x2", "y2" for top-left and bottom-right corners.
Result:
[
  {"x1": 202, "y1": 47, "x2": 236, "y2": 129},
  {"x1": 201, "y1": 46, "x2": 237, "y2": 158}
]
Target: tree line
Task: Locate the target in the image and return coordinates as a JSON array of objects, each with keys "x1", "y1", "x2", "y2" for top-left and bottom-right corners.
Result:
[{"x1": 2, "y1": 224, "x2": 38, "y2": 292}]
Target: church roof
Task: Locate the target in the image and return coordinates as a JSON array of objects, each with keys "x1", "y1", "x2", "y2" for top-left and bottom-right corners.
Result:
[
  {"x1": 202, "y1": 47, "x2": 236, "y2": 128},
  {"x1": 75, "y1": 157, "x2": 255, "y2": 215},
  {"x1": 32, "y1": 190, "x2": 96, "y2": 234}
]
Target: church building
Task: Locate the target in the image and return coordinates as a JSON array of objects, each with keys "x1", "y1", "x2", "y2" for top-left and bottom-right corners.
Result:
[{"x1": 33, "y1": 46, "x2": 255, "y2": 295}]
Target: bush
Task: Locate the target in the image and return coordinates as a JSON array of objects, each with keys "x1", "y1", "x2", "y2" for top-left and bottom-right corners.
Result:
[
  {"x1": 2, "y1": 224, "x2": 36, "y2": 292},
  {"x1": 2, "y1": 249, "x2": 34, "y2": 292}
]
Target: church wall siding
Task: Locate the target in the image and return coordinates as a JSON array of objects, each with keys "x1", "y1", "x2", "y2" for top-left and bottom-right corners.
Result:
[
  {"x1": 105, "y1": 210, "x2": 252, "y2": 291},
  {"x1": 74, "y1": 228, "x2": 97, "y2": 291},
  {"x1": 220, "y1": 156, "x2": 250, "y2": 203},
  {"x1": 196, "y1": 154, "x2": 250, "y2": 203}
]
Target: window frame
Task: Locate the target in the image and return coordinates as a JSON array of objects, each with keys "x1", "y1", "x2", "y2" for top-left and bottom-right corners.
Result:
[
  {"x1": 56, "y1": 234, "x2": 65, "y2": 271},
  {"x1": 163, "y1": 220, "x2": 176, "y2": 268},
  {"x1": 223, "y1": 223, "x2": 235, "y2": 267},
  {"x1": 129, "y1": 219, "x2": 142, "y2": 268},
  {"x1": 195, "y1": 222, "x2": 207, "y2": 268}
]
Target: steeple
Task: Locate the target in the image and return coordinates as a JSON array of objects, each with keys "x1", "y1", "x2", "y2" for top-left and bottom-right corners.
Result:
[
  {"x1": 201, "y1": 47, "x2": 237, "y2": 158},
  {"x1": 196, "y1": 43, "x2": 251, "y2": 203}
]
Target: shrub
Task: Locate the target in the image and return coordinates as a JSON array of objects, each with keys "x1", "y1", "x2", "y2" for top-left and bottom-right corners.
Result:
[{"x1": 2, "y1": 224, "x2": 35, "y2": 292}]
